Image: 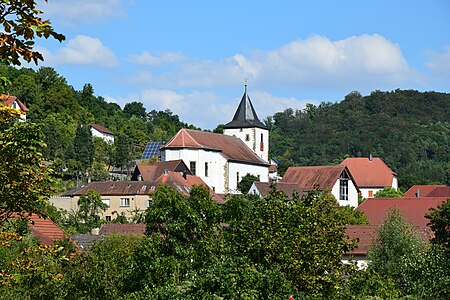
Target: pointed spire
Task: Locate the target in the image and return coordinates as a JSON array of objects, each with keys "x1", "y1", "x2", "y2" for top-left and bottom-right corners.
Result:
[{"x1": 223, "y1": 85, "x2": 268, "y2": 130}]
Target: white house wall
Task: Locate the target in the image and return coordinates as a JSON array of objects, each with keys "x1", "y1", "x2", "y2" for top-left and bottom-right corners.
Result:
[
  {"x1": 91, "y1": 128, "x2": 114, "y2": 144},
  {"x1": 228, "y1": 162, "x2": 269, "y2": 194},
  {"x1": 331, "y1": 179, "x2": 359, "y2": 208},
  {"x1": 162, "y1": 148, "x2": 228, "y2": 194},
  {"x1": 223, "y1": 127, "x2": 269, "y2": 162}
]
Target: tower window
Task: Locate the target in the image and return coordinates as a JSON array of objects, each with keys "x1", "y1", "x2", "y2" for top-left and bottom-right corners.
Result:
[
  {"x1": 205, "y1": 162, "x2": 209, "y2": 177},
  {"x1": 245, "y1": 134, "x2": 250, "y2": 141},
  {"x1": 190, "y1": 161, "x2": 196, "y2": 175}
]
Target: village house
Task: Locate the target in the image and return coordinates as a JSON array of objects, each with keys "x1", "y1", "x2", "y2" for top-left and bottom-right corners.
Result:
[
  {"x1": 1, "y1": 94, "x2": 29, "y2": 121},
  {"x1": 89, "y1": 123, "x2": 115, "y2": 144},
  {"x1": 51, "y1": 168, "x2": 220, "y2": 221},
  {"x1": 250, "y1": 165, "x2": 359, "y2": 207},
  {"x1": 341, "y1": 156, "x2": 398, "y2": 199},
  {"x1": 160, "y1": 87, "x2": 270, "y2": 194}
]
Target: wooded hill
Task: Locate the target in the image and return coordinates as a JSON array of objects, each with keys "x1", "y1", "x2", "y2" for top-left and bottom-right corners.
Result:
[
  {"x1": 268, "y1": 90, "x2": 450, "y2": 190},
  {"x1": 1, "y1": 63, "x2": 449, "y2": 191}
]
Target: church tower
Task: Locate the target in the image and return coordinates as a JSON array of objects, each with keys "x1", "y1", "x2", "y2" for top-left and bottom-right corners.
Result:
[{"x1": 223, "y1": 85, "x2": 269, "y2": 162}]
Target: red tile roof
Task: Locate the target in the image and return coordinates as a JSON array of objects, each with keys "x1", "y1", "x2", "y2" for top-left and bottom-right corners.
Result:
[
  {"x1": 344, "y1": 224, "x2": 433, "y2": 255},
  {"x1": 89, "y1": 123, "x2": 114, "y2": 135},
  {"x1": 404, "y1": 185, "x2": 450, "y2": 198},
  {"x1": 99, "y1": 224, "x2": 146, "y2": 235},
  {"x1": 27, "y1": 214, "x2": 72, "y2": 246},
  {"x1": 281, "y1": 165, "x2": 347, "y2": 190},
  {"x1": 341, "y1": 157, "x2": 396, "y2": 188},
  {"x1": 252, "y1": 181, "x2": 304, "y2": 197},
  {"x1": 345, "y1": 225, "x2": 378, "y2": 255},
  {"x1": 0, "y1": 94, "x2": 29, "y2": 112},
  {"x1": 132, "y1": 159, "x2": 191, "y2": 181},
  {"x1": 356, "y1": 197, "x2": 448, "y2": 228},
  {"x1": 162, "y1": 129, "x2": 269, "y2": 166}
]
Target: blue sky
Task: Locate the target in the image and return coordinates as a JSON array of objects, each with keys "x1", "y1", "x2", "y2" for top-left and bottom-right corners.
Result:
[{"x1": 31, "y1": 0, "x2": 450, "y2": 129}]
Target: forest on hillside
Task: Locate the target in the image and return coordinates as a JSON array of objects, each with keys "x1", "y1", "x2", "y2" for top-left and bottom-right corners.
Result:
[
  {"x1": 0, "y1": 63, "x2": 198, "y2": 189},
  {"x1": 267, "y1": 90, "x2": 450, "y2": 190},
  {"x1": 1, "y1": 63, "x2": 449, "y2": 191}
]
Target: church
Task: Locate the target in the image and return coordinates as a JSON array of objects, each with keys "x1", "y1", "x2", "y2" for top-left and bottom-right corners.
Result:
[{"x1": 160, "y1": 86, "x2": 270, "y2": 194}]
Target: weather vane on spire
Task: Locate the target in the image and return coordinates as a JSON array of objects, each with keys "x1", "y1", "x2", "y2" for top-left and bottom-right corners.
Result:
[{"x1": 244, "y1": 77, "x2": 248, "y2": 92}]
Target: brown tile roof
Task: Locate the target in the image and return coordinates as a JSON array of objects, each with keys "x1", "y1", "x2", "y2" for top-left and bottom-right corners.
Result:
[
  {"x1": 356, "y1": 197, "x2": 448, "y2": 228},
  {"x1": 404, "y1": 185, "x2": 450, "y2": 198},
  {"x1": 252, "y1": 181, "x2": 304, "y2": 197},
  {"x1": 281, "y1": 165, "x2": 347, "y2": 190},
  {"x1": 99, "y1": 224, "x2": 146, "y2": 235},
  {"x1": 162, "y1": 129, "x2": 269, "y2": 166},
  {"x1": 89, "y1": 123, "x2": 114, "y2": 135},
  {"x1": 70, "y1": 173, "x2": 220, "y2": 203},
  {"x1": 72, "y1": 181, "x2": 157, "y2": 196},
  {"x1": 0, "y1": 94, "x2": 29, "y2": 112},
  {"x1": 132, "y1": 159, "x2": 191, "y2": 181},
  {"x1": 341, "y1": 157, "x2": 396, "y2": 188},
  {"x1": 268, "y1": 164, "x2": 277, "y2": 173}
]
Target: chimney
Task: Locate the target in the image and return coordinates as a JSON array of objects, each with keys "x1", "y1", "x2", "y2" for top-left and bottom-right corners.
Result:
[
  {"x1": 415, "y1": 188, "x2": 420, "y2": 198},
  {"x1": 369, "y1": 154, "x2": 373, "y2": 161},
  {"x1": 164, "y1": 169, "x2": 168, "y2": 175}
]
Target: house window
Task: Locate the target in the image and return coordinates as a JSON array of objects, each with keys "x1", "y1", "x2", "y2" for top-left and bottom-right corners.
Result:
[
  {"x1": 236, "y1": 172, "x2": 240, "y2": 185},
  {"x1": 245, "y1": 134, "x2": 250, "y2": 141},
  {"x1": 205, "y1": 162, "x2": 209, "y2": 177},
  {"x1": 340, "y1": 176, "x2": 349, "y2": 201},
  {"x1": 145, "y1": 200, "x2": 151, "y2": 208},
  {"x1": 102, "y1": 198, "x2": 110, "y2": 207},
  {"x1": 105, "y1": 216, "x2": 111, "y2": 221},
  {"x1": 368, "y1": 190, "x2": 373, "y2": 198},
  {"x1": 120, "y1": 198, "x2": 130, "y2": 207},
  {"x1": 190, "y1": 161, "x2": 196, "y2": 175}
]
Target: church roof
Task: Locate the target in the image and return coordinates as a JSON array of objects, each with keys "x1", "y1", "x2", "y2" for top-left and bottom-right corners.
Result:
[
  {"x1": 162, "y1": 129, "x2": 269, "y2": 166},
  {"x1": 223, "y1": 86, "x2": 268, "y2": 130}
]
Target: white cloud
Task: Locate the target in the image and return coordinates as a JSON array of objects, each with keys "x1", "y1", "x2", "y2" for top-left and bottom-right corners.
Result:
[
  {"x1": 39, "y1": 35, "x2": 118, "y2": 67},
  {"x1": 128, "y1": 51, "x2": 185, "y2": 66},
  {"x1": 119, "y1": 89, "x2": 313, "y2": 130},
  {"x1": 127, "y1": 34, "x2": 417, "y2": 91},
  {"x1": 41, "y1": 0, "x2": 127, "y2": 24},
  {"x1": 426, "y1": 45, "x2": 450, "y2": 75}
]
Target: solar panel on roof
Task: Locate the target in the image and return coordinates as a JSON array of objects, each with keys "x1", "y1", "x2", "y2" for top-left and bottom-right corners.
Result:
[{"x1": 141, "y1": 141, "x2": 165, "y2": 159}]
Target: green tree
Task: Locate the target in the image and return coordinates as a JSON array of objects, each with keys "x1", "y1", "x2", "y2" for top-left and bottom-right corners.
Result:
[
  {"x1": 0, "y1": 106, "x2": 53, "y2": 226},
  {"x1": 426, "y1": 198, "x2": 450, "y2": 248},
  {"x1": 63, "y1": 190, "x2": 107, "y2": 234},
  {"x1": 368, "y1": 208, "x2": 426, "y2": 280},
  {"x1": 62, "y1": 234, "x2": 143, "y2": 300},
  {"x1": 0, "y1": 0, "x2": 65, "y2": 65},
  {"x1": 123, "y1": 101, "x2": 147, "y2": 119},
  {"x1": 73, "y1": 124, "x2": 95, "y2": 172},
  {"x1": 224, "y1": 189, "x2": 356, "y2": 297},
  {"x1": 374, "y1": 187, "x2": 404, "y2": 198},
  {"x1": 237, "y1": 173, "x2": 259, "y2": 194}
]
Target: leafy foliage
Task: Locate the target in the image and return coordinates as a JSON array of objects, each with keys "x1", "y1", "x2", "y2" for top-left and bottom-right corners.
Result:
[
  {"x1": 0, "y1": 105, "x2": 53, "y2": 226},
  {"x1": 374, "y1": 187, "x2": 404, "y2": 198},
  {"x1": 426, "y1": 198, "x2": 450, "y2": 248},
  {"x1": 0, "y1": 0, "x2": 65, "y2": 65},
  {"x1": 237, "y1": 173, "x2": 259, "y2": 194}
]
